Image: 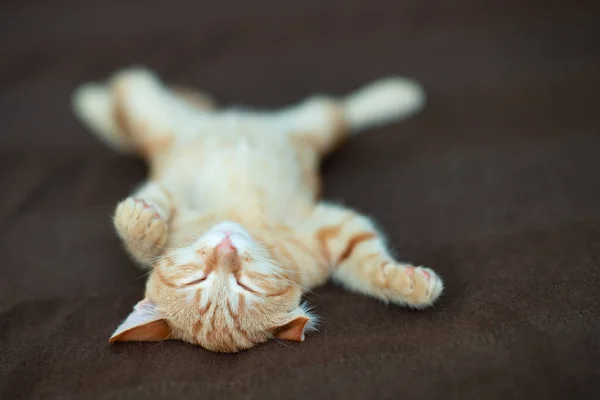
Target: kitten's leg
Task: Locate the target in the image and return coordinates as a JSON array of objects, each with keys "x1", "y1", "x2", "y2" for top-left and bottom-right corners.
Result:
[
  {"x1": 274, "y1": 96, "x2": 347, "y2": 155},
  {"x1": 73, "y1": 68, "x2": 211, "y2": 158},
  {"x1": 307, "y1": 203, "x2": 443, "y2": 308},
  {"x1": 271, "y1": 77, "x2": 425, "y2": 155},
  {"x1": 113, "y1": 182, "x2": 175, "y2": 268}
]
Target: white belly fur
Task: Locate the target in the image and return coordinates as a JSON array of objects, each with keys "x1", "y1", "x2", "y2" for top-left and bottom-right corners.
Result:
[{"x1": 159, "y1": 125, "x2": 310, "y2": 222}]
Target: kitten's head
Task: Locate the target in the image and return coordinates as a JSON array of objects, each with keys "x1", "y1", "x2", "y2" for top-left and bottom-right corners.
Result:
[{"x1": 109, "y1": 221, "x2": 316, "y2": 352}]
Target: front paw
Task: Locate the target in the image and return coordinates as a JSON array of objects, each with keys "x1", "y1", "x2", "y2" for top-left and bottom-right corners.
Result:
[
  {"x1": 114, "y1": 197, "x2": 168, "y2": 253},
  {"x1": 381, "y1": 263, "x2": 444, "y2": 308}
]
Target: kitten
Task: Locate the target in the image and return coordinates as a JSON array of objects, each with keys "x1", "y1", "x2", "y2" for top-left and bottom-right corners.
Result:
[{"x1": 72, "y1": 67, "x2": 443, "y2": 352}]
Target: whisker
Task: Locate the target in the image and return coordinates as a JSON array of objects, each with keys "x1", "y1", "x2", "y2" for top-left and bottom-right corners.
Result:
[
  {"x1": 149, "y1": 332, "x2": 173, "y2": 349},
  {"x1": 270, "y1": 337, "x2": 296, "y2": 351},
  {"x1": 134, "y1": 269, "x2": 154, "y2": 280}
]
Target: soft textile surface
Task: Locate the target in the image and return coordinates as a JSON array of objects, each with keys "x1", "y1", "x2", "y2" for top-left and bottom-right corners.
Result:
[{"x1": 1, "y1": 1, "x2": 599, "y2": 399}]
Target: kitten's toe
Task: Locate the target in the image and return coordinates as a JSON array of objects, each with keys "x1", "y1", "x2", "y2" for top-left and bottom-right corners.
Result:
[{"x1": 422, "y1": 267, "x2": 444, "y2": 305}]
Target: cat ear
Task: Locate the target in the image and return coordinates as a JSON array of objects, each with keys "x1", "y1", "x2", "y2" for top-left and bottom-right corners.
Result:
[
  {"x1": 109, "y1": 298, "x2": 172, "y2": 343},
  {"x1": 270, "y1": 305, "x2": 317, "y2": 342}
]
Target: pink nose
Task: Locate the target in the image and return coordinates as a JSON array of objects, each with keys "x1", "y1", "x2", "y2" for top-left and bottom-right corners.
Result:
[{"x1": 216, "y1": 236, "x2": 236, "y2": 253}]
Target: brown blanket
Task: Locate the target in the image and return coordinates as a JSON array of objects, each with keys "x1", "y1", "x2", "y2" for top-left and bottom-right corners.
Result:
[{"x1": 1, "y1": 1, "x2": 599, "y2": 399}]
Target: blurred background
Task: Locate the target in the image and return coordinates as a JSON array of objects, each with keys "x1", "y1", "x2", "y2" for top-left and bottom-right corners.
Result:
[{"x1": 1, "y1": 1, "x2": 599, "y2": 399}]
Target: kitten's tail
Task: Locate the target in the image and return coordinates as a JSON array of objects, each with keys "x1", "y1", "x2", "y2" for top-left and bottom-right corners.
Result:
[{"x1": 342, "y1": 77, "x2": 425, "y2": 133}]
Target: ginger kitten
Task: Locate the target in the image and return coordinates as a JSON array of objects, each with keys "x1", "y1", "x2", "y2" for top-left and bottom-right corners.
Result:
[{"x1": 72, "y1": 68, "x2": 443, "y2": 352}]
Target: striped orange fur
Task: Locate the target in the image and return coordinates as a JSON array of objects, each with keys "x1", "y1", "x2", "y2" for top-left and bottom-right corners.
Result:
[{"x1": 73, "y1": 67, "x2": 442, "y2": 352}]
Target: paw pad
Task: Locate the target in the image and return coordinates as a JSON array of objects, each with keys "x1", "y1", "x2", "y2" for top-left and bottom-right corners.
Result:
[
  {"x1": 133, "y1": 198, "x2": 161, "y2": 219},
  {"x1": 133, "y1": 198, "x2": 150, "y2": 208}
]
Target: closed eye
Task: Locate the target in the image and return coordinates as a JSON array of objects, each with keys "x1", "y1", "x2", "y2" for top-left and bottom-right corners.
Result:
[
  {"x1": 182, "y1": 276, "x2": 207, "y2": 286},
  {"x1": 235, "y1": 278, "x2": 259, "y2": 294}
]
